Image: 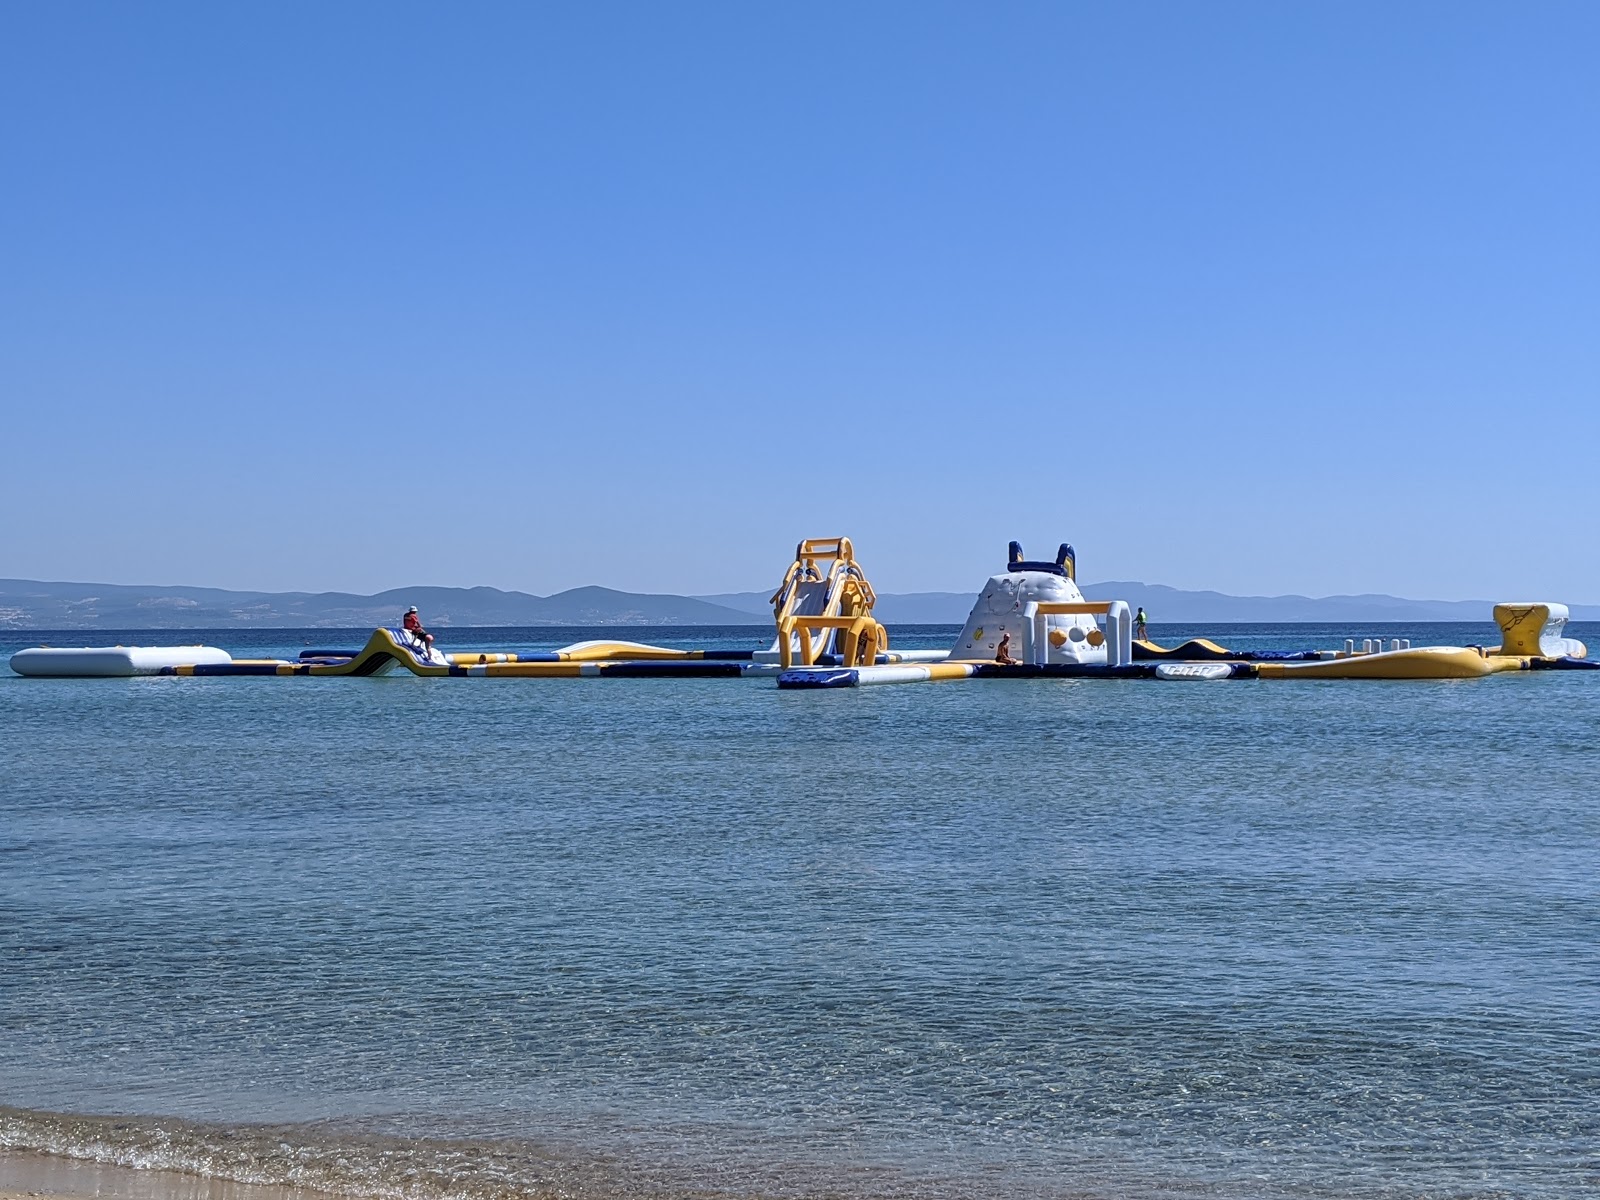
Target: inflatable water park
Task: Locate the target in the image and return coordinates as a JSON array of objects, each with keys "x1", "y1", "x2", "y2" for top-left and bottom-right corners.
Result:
[{"x1": 9, "y1": 536, "x2": 1596, "y2": 686}]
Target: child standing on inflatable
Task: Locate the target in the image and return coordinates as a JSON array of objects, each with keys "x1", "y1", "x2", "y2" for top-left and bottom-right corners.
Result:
[
  {"x1": 1135, "y1": 607, "x2": 1149, "y2": 640},
  {"x1": 403, "y1": 606, "x2": 434, "y2": 648}
]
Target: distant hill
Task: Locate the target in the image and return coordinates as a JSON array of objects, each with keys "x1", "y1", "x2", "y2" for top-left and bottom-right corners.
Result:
[
  {"x1": 2, "y1": 577, "x2": 1593, "y2": 630},
  {"x1": 0, "y1": 579, "x2": 765, "y2": 629}
]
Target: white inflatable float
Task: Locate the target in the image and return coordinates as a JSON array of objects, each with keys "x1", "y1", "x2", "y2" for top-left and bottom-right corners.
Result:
[
  {"x1": 1154, "y1": 662, "x2": 1235, "y2": 681},
  {"x1": 9, "y1": 645, "x2": 233, "y2": 677}
]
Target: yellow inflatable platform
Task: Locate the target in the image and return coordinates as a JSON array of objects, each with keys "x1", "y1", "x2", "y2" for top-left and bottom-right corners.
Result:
[{"x1": 1253, "y1": 645, "x2": 1525, "y2": 680}]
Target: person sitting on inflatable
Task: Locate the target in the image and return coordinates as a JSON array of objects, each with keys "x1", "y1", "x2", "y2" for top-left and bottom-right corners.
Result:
[
  {"x1": 402, "y1": 606, "x2": 434, "y2": 649},
  {"x1": 995, "y1": 632, "x2": 1020, "y2": 666}
]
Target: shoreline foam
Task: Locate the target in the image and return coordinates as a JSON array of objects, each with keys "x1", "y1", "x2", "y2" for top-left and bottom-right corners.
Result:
[
  {"x1": 0, "y1": 1107, "x2": 990, "y2": 1200},
  {"x1": 0, "y1": 1110, "x2": 666, "y2": 1200}
]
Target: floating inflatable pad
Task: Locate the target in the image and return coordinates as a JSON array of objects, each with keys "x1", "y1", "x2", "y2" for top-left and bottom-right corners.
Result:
[
  {"x1": 1155, "y1": 662, "x2": 1240, "y2": 681},
  {"x1": 779, "y1": 668, "x2": 859, "y2": 688},
  {"x1": 11, "y1": 645, "x2": 233, "y2": 677},
  {"x1": 778, "y1": 663, "x2": 974, "y2": 688},
  {"x1": 1254, "y1": 646, "x2": 1519, "y2": 680}
]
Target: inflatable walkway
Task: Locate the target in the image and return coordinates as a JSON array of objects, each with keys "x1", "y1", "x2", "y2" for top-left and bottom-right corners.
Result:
[{"x1": 158, "y1": 629, "x2": 783, "y2": 678}]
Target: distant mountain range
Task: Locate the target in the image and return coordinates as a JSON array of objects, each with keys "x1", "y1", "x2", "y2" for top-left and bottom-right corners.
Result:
[
  {"x1": 2, "y1": 577, "x2": 1593, "y2": 630},
  {"x1": 0, "y1": 579, "x2": 760, "y2": 630}
]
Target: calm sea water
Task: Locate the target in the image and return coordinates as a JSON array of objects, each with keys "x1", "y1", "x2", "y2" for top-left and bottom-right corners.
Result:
[{"x1": 1, "y1": 623, "x2": 1596, "y2": 1200}]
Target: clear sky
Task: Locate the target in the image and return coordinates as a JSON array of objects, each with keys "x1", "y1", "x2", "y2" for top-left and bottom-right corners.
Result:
[{"x1": 3, "y1": 2, "x2": 1596, "y2": 601}]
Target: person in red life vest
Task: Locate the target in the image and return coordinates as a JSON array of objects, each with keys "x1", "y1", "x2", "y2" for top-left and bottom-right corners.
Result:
[{"x1": 402, "y1": 605, "x2": 434, "y2": 648}]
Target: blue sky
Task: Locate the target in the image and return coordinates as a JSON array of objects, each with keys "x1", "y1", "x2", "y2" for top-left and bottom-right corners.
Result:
[{"x1": 3, "y1": 3, "x2": 1596, "y2": 601}]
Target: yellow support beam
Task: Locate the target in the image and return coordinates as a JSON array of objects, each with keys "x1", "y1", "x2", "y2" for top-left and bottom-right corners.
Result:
[{"x1": 777, "y1": 614, "x2": 888, "y2": 669}]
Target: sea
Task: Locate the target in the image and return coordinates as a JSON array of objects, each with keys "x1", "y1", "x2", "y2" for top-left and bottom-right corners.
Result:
[{"x1": 1, "y1": 622, "x2": 1596, "y2": 1200}]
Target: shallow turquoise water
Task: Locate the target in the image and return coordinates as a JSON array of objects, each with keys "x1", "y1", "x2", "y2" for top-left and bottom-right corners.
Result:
[{"x1": 1, "y1": 625, "x2": 1596, "y2": 1199}]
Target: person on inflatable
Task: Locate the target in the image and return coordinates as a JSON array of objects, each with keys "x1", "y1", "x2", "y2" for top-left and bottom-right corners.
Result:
[
  {"x1": 1135, "y1": 607, "x2": 1149, "y2": 641},
  {"x1": 402, "y1": 605, "x2": 434, "y2": 649},
  {"x1": 995, "y1": 632, "x2": 1020, "y2": 666}
]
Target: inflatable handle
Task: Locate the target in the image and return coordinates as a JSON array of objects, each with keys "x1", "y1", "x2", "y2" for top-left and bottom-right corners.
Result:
[{"x1": 1056, "y1": 543, "x2": 1076, "y2": 579}]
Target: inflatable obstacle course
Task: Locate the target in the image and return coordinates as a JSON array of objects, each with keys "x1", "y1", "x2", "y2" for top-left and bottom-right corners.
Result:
[
  {"x1": 781, "y1": 540, "x2": 1140, "y2": 687},
  {"x1": 774, "y1": 540, "x2": 1590, "y2": 688},
  {"x1": 9, "y1": 537, "x2": 1590, "y2": 687}
]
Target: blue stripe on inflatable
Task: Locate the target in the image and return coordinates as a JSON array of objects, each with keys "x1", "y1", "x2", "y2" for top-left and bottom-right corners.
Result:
[
  {"x1": 193, "y1": 662, "x2": 283, "y2": 676},
  {"x1": 597, "y1": 661, "x2": 747, "y2": 678},
  {"x1": 970, "y1": 662, "x2": 1164, "y2": 679},
  {"x1": 1532, "y1": 655, "x2": 1600, "y2": 670},
  {"x1": 777, "y1": 668, "x2": 858, "y2": 688},
  {"x1": 699, "y1": 650, "x2": 757, "y2": 661},
  {"x1": 1008, "y1": 561, "x2": 1069, "y2": 576},
  {"x1": 299, "y1": 650, "x2": 359, "y2": 660},
  {"x1": 811, "y1": 654, "x2": 892, "y2": 666},
  {"x1": 518, "y1": 652, "x2": 564, "y2": 663}
]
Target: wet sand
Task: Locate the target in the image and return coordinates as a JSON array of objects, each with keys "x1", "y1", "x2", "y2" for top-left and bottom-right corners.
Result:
[
  {"x1": 0, "y1": 1153, "x2": 345, "y2": 1200},
  {"x1": 0, "y1": 1146, "x2": 747, "y2": 1200}
]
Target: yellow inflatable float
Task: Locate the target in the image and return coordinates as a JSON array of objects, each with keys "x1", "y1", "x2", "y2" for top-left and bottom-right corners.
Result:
[{"x1": 1251, "y1": 603, "x2": 1585, "y2": 680}]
